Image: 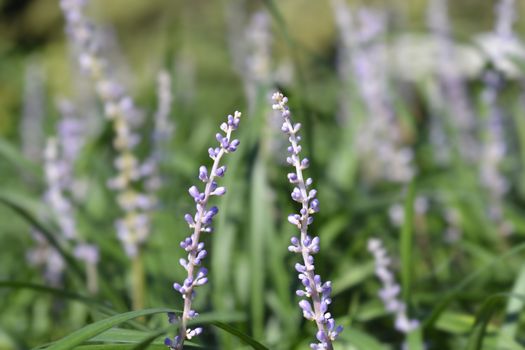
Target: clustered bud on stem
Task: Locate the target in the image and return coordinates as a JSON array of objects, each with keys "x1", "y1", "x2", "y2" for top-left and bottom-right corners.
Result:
[
  {"x1": 164, "y1": 111, "x2": 242, "y2": 350},
  {"x1": 367, "y1": 238, "x2": 419, "y2": 334},
  {"x1": 272, "y1": 92, "x2": 342, "y2": 350}
]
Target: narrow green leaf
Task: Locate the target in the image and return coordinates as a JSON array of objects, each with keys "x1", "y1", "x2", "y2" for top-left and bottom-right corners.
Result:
[
  {"x1": 400, "y1": 182, "x2": 416, "y2": 303},
  {"x1": 498, "y1": 264, "x2": 525, "y2": 347},
  {"x1": 72, "y1": 345, "x2": 165, "y2": 350},
  {"x1": 0, "y1": 137, "x2": 41, "y2": 182},
  {"x1": 338, "y1": 327, "x2": 387, "y2": 350},
  {"x1": 406, "y1": 329, "x2": 424, "y2": 350},
  {"x1": 0, "y1": 193, "x2": 127, "y2": 311},
  {"x1": 466, "y1": 294, "x2": 507, "y2": 350},
  {"x1": 0, "y1": 192, "x2": 84, "y2": 280},
  {"x1": 130, "y1": 331, "x2": 168, "y2": 350},
  {"x1": 249, "y1": 156, "x2": 269, "y2": 339},
  {"x1": 0, "y1": 281, "x2": 111, "y2": 314},
  {"x1": 210, "y1": 322, "x2": 269, "y2": 350},
  {"x1": 423, "y1": 242, "x2": 525, "y2": 330},
  {"x1": 40, "y1": 308, "x2": 174, "y2": 350}
]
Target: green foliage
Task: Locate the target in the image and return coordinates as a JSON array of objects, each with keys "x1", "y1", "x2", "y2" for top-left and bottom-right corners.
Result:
[{"x1": 1, "y1": 0, "x2": 525, "y2": 350}]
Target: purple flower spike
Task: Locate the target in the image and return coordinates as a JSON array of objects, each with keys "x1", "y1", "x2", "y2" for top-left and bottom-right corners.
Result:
[
  {"x1": 171, "y1": 111, "x2": 242, "y2": 349},
  {"x1": 272, "y1": 92, "x2": 342, "y2": 350},
  {"x1": 368, "y1": 238, "x2": 419, "y2": 334}
]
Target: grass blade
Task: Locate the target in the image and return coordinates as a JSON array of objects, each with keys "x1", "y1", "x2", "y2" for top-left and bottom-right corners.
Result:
[
  {"x1": 211, "y1": 322, "x2": 269, "y2": 350},
  {"x1": 39, "y1": 308, "x2": 174, "y2": 350}
]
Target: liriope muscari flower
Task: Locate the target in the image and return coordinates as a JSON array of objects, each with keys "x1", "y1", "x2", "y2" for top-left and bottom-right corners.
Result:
[
  {"x1": 272, "y1": 92, "x2": 342, "y2": 350},
  {"x1": 45, "y1": 126, "x2": 100, "y2": 291},
  {"x1": 28, "y1": 129, "x2": 100, "y2": 290},
  {"x1": 60, "y1": 0, "x2": 153, "y2": 257},
  {"x1": 427, "y1": 0, "x2": 477, "y2": 162},
  {"x1": 140, "y1": 70, "x2": 174, "y2": 195},
  {"x1": 476, "y1": 0, "x2": 515, "y2": 236},
  {"x1": 330, "y1": 2, "x2": 414, "y2": 184},
  {"x1": 367, "y1": 238, "x2": 419, "y2": 334},
  {"x1": 26, "y1": 230, "x2": 65, "y2": 287},
  {"x1": 20, "y1": 61, "x2": 45, "y2": 163},
  {"x1": 164, "y1": 111, "x2": 242, "y2": 350}
]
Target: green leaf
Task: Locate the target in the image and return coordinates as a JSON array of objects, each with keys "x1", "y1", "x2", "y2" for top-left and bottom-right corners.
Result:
[
  {"x1": 400, "y1": 182, "x2": 416, "y2": 303},
  {"x1": 498, "y1": 264, "x2": 525, "y2": 347},
  {"x1": 466, "y1": 294, "x2": 507, "y2": 350},
  {"x1": 89, "y1": 328, "x2": 202, "y2": 349},
  {"x1": 423, "y1": 242, "x2": 525, "y2": 330},
  {"x1": 249, "y1": 156, "x2": 269, "y2": 339},
  {"x1": 39, "y1": 308, "x2": 174, "y2": 350},
  {"x1": 0, "y1": 137, "x2": 41, "y2": 183},
  {"x1": 0, "y1": 192, "x2": 127, "y2": 311},
  {"x1": 210, "y1": 322, "x2": 269, "y2": 350},
  {"x1": 338, "y1": 327, "x2": 387, "y2": 350},
  {"x1": 0, "y1": 192, "x2": 84, "y2": 280},
  {"x1": 0, "y1": 281, "x2": 112, "y2": 314}
]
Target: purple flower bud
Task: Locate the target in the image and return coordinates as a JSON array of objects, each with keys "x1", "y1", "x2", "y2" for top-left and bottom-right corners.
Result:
[
  {"x1": 288, "y1": 173, "x2": 298, "y2": 183},
  {"x1": 179, "y1": 258, "x2": 188, "y2": 270},
  {"x1": 188, "y1": 186, "x2": 203, "y2": 202},
  {"x1": 198, "y1": 166, "x2": 208, "y2": 182},
  {"x1": 295, "y1": 263, "x2": 306, "y2": 273},
  {"x1": 301, "y1": 158, "x2": 310, "y2": 169},
  {"x1": 180, "y1": 237, "x2": 192, "y2": 251},
  {"x1": 299, "y1": 300, "x2": 315, "y2": 320},
  {"x1": 184, "y1": 214, "x2": 195, "y2": 226},
  {"x1": 208, "y1": 147, "x2": 220, "y2": 159},
  {"x1": 211, "y1": 187, "x2": 226, "y2": 196},
  {"x1": 310, "y1": 199, "x2": 320, "y2": 213},
  {"x1": 216, "y1": 166, "x2": 227, "y2": 177},
  {"x1": 291, "y1": 187, "x2": 303, "y2": 202},
  {"x1": 202, "y1": 206, "x2": 219, "y2": 225},
  {"x1": 227, "y1": 139, "x2": 240, "y2": 152},
  {"x1": 288, "y1": 214, "x2": 301, "y2": 227}
]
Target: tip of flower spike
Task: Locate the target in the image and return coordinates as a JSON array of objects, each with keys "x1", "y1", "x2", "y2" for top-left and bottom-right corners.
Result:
[{"x1": 234, "y1": 111, "x2": 241, "y2": 118}]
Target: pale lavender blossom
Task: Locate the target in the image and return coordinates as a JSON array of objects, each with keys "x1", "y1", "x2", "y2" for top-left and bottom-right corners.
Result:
[
  {"x1": 331, "y1": 1, "x2": 415, "y2": 183},
  {"x1": 477, "y1": 0, "x2": 515, "y2": 236},
  {"x1": 28, "y1": 128, "x2": 99, "y2": 289},
  {"x1": 165, "y1": 111, "x2": 242, "y2": 350},
  {"x1": 427, "y1": 0, "x2": 477, "y2": 162},
  {"x1": 368, "y1": 238, "x2": 419, "y2": 334},
  {"x1": 494, "y1": 0, "x2": 517, "y2": 40},
  {"x1": 20, "y1": 61, "x2": 45, "y2": 163},
  {"x1": 27, "y1": 230, "x2": 65, "y2": 287},
  {"x1": 141, "y1": 70, "x2": 174, "y2": 194},
  {"x1": 44, "y1": 137, "x2": 77, "y2": 241},
  {"x1": 272, "y1": 92, "x2": 342, "y2": 350},
  {"x1": 60, "y1": 0, "x2": 152, "y2": 257},
  {"x1": 243, "y1": 10, "x2": 273, "y2": 110}
]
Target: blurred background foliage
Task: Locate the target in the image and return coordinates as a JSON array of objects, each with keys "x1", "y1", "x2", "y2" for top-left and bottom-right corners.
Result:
[{"x1": 1, "y1": 0, "x2": 525, "y2": 350}]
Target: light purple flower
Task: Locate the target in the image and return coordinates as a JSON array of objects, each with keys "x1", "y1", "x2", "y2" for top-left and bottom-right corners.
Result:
[
  {"x1": 272, "y1": 92, "x2": 342, "y2": 350},
  {"x1": 60, "y1": 0, "x2": 153, "y2": 257},
  {"x1": 368, "y1": 238, "x2": 419, "y2": 334},
  {"x1": 166, "y1": 111, "x2": 242, "y2": 350}
]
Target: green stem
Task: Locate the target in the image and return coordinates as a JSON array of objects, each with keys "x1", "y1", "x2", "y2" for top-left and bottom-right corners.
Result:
[
  {"x1": 131, "y1": 251, "x2": 145, "y2": 312},
  {"x1": 86, "y1": 262, "x2": 99, "y2": 295}
]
